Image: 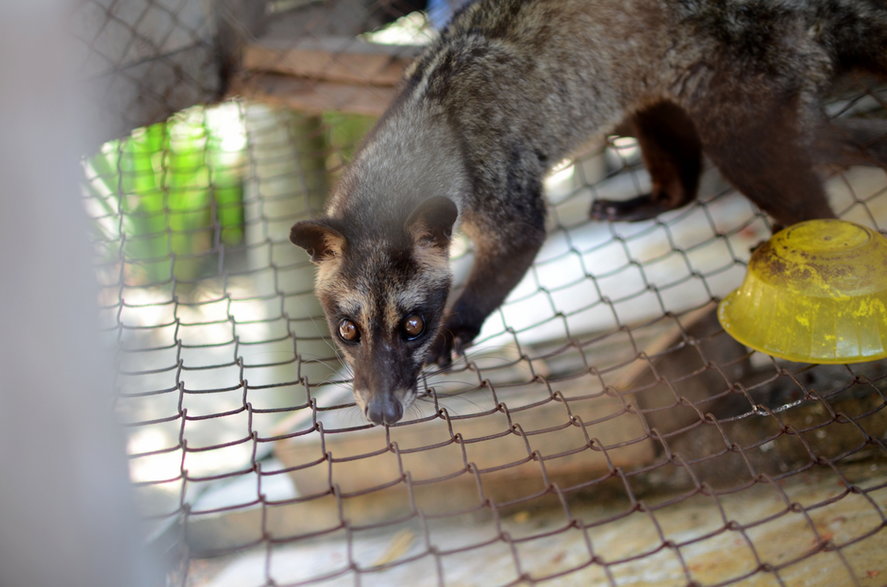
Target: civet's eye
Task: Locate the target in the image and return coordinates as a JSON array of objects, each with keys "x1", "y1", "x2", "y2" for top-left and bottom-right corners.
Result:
[
  {"x1": 402, "y1": 314, "x2": 425, "y2": 340},
  {"x1": 337, "y1": 319, "x2": 360, "y2": 343}
]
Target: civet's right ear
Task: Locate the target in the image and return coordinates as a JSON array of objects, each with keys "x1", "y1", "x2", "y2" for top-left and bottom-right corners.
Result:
[{"x1": 290, "y1": 220, "x2": 346, "y2": 264}]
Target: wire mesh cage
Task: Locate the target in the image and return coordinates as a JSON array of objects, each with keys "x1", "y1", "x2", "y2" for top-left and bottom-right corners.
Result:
[{"x1": 72, "y1": 0, "x2": 887, "y2": 585}]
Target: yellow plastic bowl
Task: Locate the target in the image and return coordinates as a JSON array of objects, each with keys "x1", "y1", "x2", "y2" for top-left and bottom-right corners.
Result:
[{"x1": 718, "y1": 219, "x2": 887, "y2": 364}]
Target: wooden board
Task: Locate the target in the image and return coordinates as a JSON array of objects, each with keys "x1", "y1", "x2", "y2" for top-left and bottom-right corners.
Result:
[
  {"x1": 231, "y1": 34, "x2": 422, "y2": 115},
  {"x1": 231, "y1": 72, "x2": 400, "y2": 116},
  {"x1": 243, "y1": 36, "x2": 421, "y2": 86},
  {"x1": 274, "y1": 383, "x2": 655, "y2": 512}
]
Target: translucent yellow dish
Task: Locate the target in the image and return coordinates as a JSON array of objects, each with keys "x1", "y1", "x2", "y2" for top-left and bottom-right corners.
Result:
[{"x1": 718, "y1": 219, "x2": 887, "y2": 364}]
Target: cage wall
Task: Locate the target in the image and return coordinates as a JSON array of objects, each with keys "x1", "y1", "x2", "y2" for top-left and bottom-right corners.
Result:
[{"x1": 73, "y1": 1, "x2": 887, "y2": 585}]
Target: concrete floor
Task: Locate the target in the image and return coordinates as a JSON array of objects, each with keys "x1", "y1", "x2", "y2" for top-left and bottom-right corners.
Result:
[{"x1": 191, "y1": 464, "x2": 886, "y2": 586}]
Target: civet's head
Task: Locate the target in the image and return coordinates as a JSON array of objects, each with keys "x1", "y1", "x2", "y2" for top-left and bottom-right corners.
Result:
[{"x1": 290, "y1": 197, "x2": 458, "y2": 425}]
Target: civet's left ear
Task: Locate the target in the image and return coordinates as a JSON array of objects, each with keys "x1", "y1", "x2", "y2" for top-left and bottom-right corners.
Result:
[{"x1": 404, "y1": 196, "x2": 458, "y2": 250}]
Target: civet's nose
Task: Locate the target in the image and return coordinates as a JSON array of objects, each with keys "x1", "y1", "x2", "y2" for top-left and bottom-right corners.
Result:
[{"x1": 365, "y1": 395, "x2": 404, "y2": 425}]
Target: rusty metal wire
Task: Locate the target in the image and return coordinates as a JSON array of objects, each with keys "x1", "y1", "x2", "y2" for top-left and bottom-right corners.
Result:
[{"x1": 75, "y1": 1, "x2": 887, "y2": 586}]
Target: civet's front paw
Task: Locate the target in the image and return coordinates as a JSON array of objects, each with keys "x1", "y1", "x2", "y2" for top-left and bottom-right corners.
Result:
[
  {"x1": 590, "y1": 194, "x2": 671, "y2": 222},
  {"x1": 425, "y1": 315, "x2": 481, "y2": 368}
]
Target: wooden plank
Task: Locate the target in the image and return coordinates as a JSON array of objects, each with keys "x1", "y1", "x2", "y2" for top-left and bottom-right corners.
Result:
[
  {"x1": 230, "y1": 72, "x2": 398, "y2": 116},
  {"x1": 263, "y1": 0, "x2": 426, "y2": 39},
  {"x1": 274, "y1": 385, "x2": 654, "y2": 510},
  {"x1": 243, "y1": 36, "x2": 421, "y2": 86}
]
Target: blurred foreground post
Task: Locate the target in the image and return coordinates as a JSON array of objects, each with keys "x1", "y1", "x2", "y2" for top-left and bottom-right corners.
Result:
[{"x1": 0, "y1": 2, "x2": 155, "y2": 586}]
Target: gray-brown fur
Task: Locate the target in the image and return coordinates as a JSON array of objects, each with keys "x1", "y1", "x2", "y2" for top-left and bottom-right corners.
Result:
[{"x1": 291, "y1": 0, "x2": 887, "y2": 425}]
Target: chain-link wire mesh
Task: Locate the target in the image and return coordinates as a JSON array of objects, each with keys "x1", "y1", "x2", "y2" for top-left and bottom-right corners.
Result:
[{"x1": 74, "y1": 1, "x2": 887, "y2": 585}]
